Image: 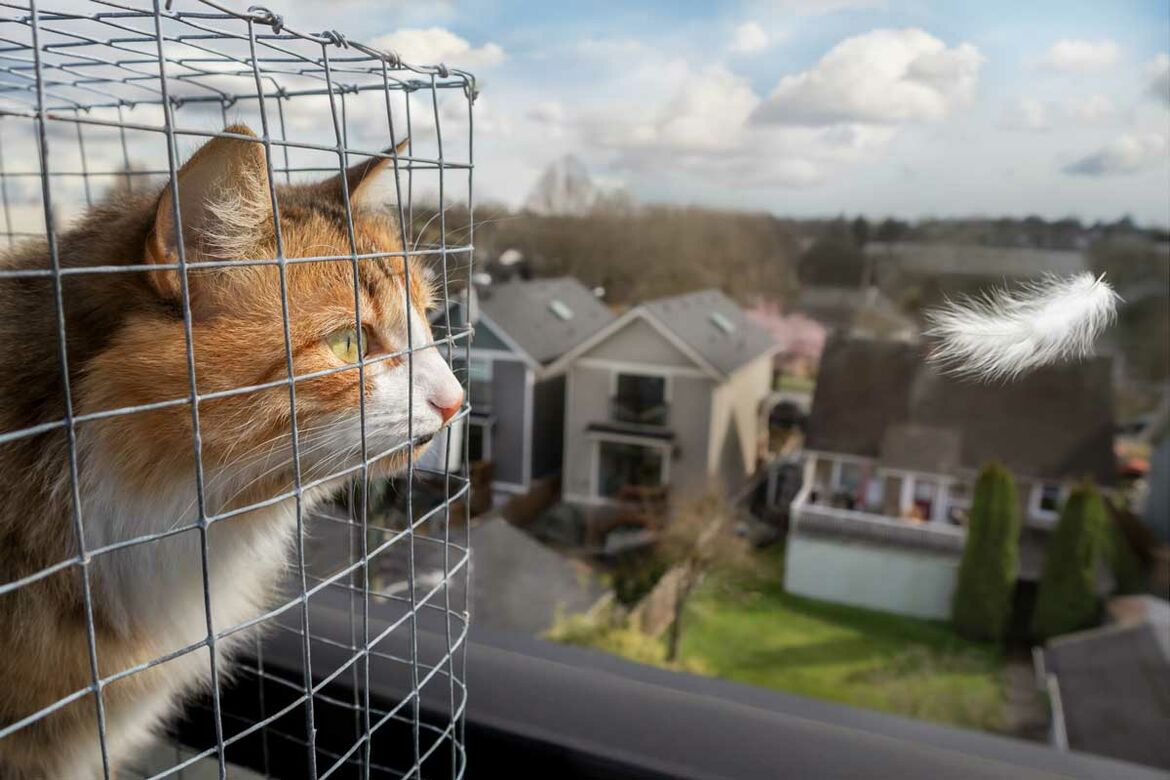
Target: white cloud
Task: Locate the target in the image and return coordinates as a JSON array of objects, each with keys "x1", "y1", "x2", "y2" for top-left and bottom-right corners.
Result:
[
  {"x1": 371, "y1": 27, "x2": 505, "y2": 69},
  {"x1": 731, "y1": 22, "x2": 769, "y2": 54},
  {"x1": 576, "y1": 37, "x2": 650, "y2": 60},
  {"x1": 1147, "y1": 53, "x2": 1170, "y2": 104},
  {"x1": 596, "y1": 65, "x2": 760, "y2": 154},
  {"x1": 654, "y1": 66, "x2": 761, "y2": 151},
  {"x1": 1039, "y1": 39, "x2": 1119, "y2": 73},
  {"x1": 753, "y1": 28, "x2": 982, "y2": 126},
  {"x1": 1003, "y1": 97, "x2": 1049, "y2": 131},
  {"x1": 1064, "y1": 132, "x2": 1168, "y2": 176},
  {"x1": 760, "y1": 0, "x2": 888, "y2": 13},
  {"x1": 1066, "y1": 94, "x2": 1115, "y2": 123},
  {"x1": 527, "y1": 101, "x2": 567, "y2": 125}
]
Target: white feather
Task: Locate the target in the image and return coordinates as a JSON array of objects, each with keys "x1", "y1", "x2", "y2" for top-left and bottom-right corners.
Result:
[{"x1": 925, "y1": 272, "x2": 1120, "y2": 381}]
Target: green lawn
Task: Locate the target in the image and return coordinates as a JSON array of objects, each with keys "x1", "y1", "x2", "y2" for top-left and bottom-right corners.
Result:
[{"x1": 676, "y1": 554, "x2": 1007, "y2": 733}]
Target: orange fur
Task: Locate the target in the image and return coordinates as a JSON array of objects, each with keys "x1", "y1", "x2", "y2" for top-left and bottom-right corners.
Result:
[{"x1": 0, "y1": 126, "x2": 449, "y2": 777}]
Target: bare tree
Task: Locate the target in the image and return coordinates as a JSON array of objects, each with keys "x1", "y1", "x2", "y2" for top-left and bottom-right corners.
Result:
[{"x1": 657, "y1": 492, "x2": 751, "y2": 662}]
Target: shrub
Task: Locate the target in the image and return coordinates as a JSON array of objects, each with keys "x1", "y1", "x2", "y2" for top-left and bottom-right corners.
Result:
[
  {"x1": 952, "y1": 462, "x2": 1020, "y2": 642},
  {"x1": 1031, "y1": 481, "x2": 1109, "y2": 641}
]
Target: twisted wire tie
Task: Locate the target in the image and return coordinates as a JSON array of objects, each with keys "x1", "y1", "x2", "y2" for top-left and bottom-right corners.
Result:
[{"x1": 246, "y1": 5, "x2": 284, "y2": 34}]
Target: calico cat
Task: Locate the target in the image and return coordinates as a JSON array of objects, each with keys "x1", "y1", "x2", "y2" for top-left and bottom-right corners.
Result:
[{"x1": 0, "y1": 124, "x2": 464, "y2": 778}]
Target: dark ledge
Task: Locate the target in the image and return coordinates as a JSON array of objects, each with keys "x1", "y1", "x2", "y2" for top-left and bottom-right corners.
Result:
[{"x1": 173, "y1": 586, "x2": 1165, "y2": 780}]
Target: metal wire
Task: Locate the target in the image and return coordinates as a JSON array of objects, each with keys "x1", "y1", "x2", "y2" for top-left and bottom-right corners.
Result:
[{"x1": 0, "y1": 0, "x2": 474, "y2": 777}]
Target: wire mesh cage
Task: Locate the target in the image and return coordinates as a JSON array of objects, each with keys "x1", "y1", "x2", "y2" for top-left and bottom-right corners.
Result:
[{"x1": 0, "y1": 0, "x2": 474, "y2": 777}]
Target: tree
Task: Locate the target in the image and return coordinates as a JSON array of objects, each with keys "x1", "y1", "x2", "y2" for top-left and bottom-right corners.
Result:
[
  {"x1": 1031, "y1": 481, "x2": 1109, "y2": 641},
  {"x1": 658, "y1": 492, "x2": 749, "y2": 662},
  {"x1": 875, "y1": 217, "x2": 909, "y2": 243},
  {"x1": 798, "y1": 235, "x2": 866, "y2": 287},
  {"x1": 951, "y1": 462, "x2": 1020, "y2": 642},
  {"x1": 851, "y1": 215, "x2": 871, "y2": 248}
]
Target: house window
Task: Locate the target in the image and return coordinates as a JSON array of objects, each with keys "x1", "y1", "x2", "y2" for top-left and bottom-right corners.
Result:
[
  {"x1": 612, "y1": 374, "x2": 668, "y2": 426},
  {"x1": 468, "y1": 420, "x2": 490, "y2": 464},
  {"x1": 911, "y1": 479, "x2": 937, "y2": 522},
  {"x1": 862, "y1": 478, "x2": 884, "y2": 513},
  {"x1": 946, "y1": 481, "x2": 972, "y2": 526},
  {"x1": 468, "y1": 358, "x2": 493, "y2": 409},
  {"x1": 834, "y1": 461, "x2": 863, "y2": 510},
  {"x1": 598, "y1": 441, "x2": 666, "y2": 498},
  {"x1": 1038, "y1": 482, "x2": 1062, "y2": 514}
]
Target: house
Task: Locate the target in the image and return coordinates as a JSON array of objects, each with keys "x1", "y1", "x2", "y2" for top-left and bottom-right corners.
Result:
[
  {"x1": 461, "y1": 277, "x2": 614, "y2": 495},
  {"x1": 549, "y1": 289, "x2": 779, "y2": 508},
  {"x1": 785, "y1": 335, "x2": 1115, "y2": 620}
]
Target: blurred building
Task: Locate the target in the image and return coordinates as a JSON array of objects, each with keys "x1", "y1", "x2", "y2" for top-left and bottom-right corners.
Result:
[
  {"x1": 785, "y1": 335, "x2": 1115, "y2": 620},
  {"x1": 865, "y1": 242, "x2": 1088, "y2": 282},
  {"x1": 459, "y1": 277, "x2": 615, "y2": 498},
  {"x1": 550, "y1": 289, "x2": 778, "y2": 516}
]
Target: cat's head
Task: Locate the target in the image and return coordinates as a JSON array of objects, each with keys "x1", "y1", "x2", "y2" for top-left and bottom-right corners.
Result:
[{"x1": 81, "y1": 124, "x2": 463, "y2": 508}]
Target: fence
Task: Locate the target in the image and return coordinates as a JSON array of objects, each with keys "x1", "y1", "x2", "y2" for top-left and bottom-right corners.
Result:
[{"x1": 0, "y1": 0, "x2": 474, "y2": 777}]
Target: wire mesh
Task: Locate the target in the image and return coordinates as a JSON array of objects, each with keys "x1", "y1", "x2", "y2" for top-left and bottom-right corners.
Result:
[{"x1": 0, "y1": 0, "x2": 474, "y2": 777}]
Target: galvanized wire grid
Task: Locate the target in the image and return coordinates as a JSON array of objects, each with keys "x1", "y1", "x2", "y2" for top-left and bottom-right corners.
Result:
[{"x1": 0, "y1": 0, "x2": 474, "y2": 777}]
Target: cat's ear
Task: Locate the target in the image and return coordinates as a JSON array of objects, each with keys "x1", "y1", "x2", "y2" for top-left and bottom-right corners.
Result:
[
  {"x1": 145, "y1": 124, "x2": 272, "y2": 298},
  {"x1": 323, "y1": 137, "x2": 410, "y2": 209}
]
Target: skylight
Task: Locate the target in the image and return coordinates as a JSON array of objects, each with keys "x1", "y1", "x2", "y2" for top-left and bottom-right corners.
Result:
[
  {"x1": 709, "y1": 311, "x2": 736, "y2": 335},
  {"x1": 549, "y1": 299, "x2": 574, "y2": 321}
]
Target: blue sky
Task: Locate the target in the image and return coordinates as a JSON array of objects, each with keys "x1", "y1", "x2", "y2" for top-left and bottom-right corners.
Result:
[{"x1": 298, "y1": 0, "x2": 1170, "y2": 224}]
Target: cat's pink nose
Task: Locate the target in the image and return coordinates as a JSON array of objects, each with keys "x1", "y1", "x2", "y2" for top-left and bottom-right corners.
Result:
[{"x1": 430, "y1": 388, "x2": 464, "y2": 425}]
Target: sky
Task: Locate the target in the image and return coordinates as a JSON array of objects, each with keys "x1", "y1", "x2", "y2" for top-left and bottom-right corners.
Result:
[
  {"x1": 13, "y1": 0, "x2": 1170, "y2": 226},
  {"x1": 314, "y1": 0, "x2": 1170, "y2": 225}
]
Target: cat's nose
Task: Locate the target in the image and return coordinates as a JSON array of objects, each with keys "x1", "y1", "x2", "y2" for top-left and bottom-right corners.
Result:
[{"x1": 429, "y1": 386, "x2": 464, "y2": 425}]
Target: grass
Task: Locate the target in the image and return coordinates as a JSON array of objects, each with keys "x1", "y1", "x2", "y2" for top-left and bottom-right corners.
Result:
[{"x1": 676, "y1": 549, "x2": 1006, "y2": 733}]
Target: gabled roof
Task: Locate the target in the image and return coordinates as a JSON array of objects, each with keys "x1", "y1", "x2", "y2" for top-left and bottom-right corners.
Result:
[
  {"x1": 545, "y1": 288, "x2": 779, "y2": 380},
  {"x1": 476, "y1": 277, "x2": 614, "y2": 365},
  {"x1": 806, "y1": 335, "x2": 1116, "y2": 483},
  {"x1": 640, "y1": 289, "x2": 779, "y2": 377}
]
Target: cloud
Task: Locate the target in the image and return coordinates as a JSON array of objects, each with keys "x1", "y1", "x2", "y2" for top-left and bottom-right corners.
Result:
[
  {"x1": 1039, "y1": 39, "x2": 1119, "y2": 73},
  {"x1": 1147, "y1": 53, "x2": 1170, "y2": 105},
  {"x1": 759, "y1": 0, "x2": 888, "y2": 13},
  {"x1": 1063, "y1": 132, "x2": 1168, "y2": 176},
  {"x1": 1066, "y1": 94, "x2": 1114, "y2": 123},
  {"x1": 731, "y1": 22, "x2": 769, "y2": 54},
  {"x1": 1003, "y1": 97, "x2": 1049, "y2": 131},
  {"x1": 752, "y1": 28, "x2": 982, "y2": 126},
  {"x1": 602, "y1": 65, "x2": 761, "y2": 153},
  {"x1": 527, "y1": 101, "x2": 567, "y2": 125},
  {"x1": 370, "y1": 28, "x2": 506, "y2": 69}
]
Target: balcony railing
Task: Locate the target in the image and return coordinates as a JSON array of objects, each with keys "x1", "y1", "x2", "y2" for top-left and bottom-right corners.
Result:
[
  {"x1": 609, "y1": 397, "x2": 669, "y2": 426},
  {"x1": 792, "y1": 500, "x2": 966, "y2": 555}
]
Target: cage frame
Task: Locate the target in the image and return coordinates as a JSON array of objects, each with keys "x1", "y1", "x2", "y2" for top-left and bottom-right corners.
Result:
[{"x1": 0, "y1": 0, "x2": 476, "y2": 777}]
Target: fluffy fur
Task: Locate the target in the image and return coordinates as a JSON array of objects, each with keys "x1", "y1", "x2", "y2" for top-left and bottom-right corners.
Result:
[
  {"x1": 924, "y1": 272, "x2": 1120, "y2": 381},
  {"x1": 0, "y1": 125, "x2": 463, "y2": 778}
]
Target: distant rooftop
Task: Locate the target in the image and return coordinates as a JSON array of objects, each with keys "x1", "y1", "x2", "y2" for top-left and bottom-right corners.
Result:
[
  {"x1": 866, "y1": 242, "x2": 1088, "y2": 278},
  {"x1": 807, "y1": 335, "x2": 1115, "y2": 483},
  {"x1": 478, "y1": 277, "x2": 614, "y2": 365},
  {"x1": 642, "y1": 289, "x2": 779, "y2": 377}
]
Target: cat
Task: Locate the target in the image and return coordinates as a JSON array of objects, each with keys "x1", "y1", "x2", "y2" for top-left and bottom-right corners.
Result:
[{"x1": 0, "y1": 124, "x2": 464, "y2": 778}]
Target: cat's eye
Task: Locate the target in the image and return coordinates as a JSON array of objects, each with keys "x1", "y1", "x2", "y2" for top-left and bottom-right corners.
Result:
[{"x1": 326, "y1": 327, "x2": 368, "y2": 364}]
